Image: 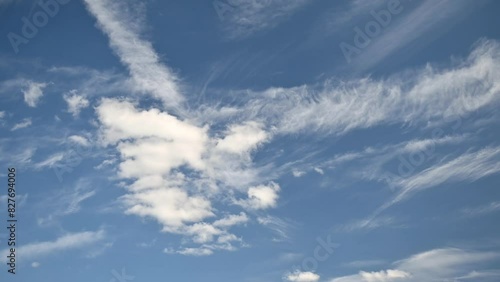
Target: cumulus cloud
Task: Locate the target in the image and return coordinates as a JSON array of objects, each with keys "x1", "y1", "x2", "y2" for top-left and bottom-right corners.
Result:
[
  {"x1": 96, "y1": 99, "x2": 275, "y2": 254},
  {"x1": 236, "y1": 182, "x2": 280, "y2": 210}
]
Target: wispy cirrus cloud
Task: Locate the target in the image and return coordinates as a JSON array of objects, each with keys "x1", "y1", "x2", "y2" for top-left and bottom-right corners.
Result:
[
  {"x1": 329, "y1": 248, "x2": 500, "y2": 282},
  {"x1": 461, "y1": 201, "x2": 500, "y2": 218},
  {"x1": 347, "y1": 0, "x2": 484, "y2": 70},
  {"x1": 197, "y1": 38, "x2": 500, "y2": 136},
  {"x1": 0, "y1": 229, "x2": 105, "y2": 261},
  {"x1": 389, "y1": 146, "x2": 500, "y2": 207},
  {"x1": 37, "y1": 178, "x2": 97, "y2": 227},
  {"x1": 83, "y1": 0, "x2": 183, "y2": 111},
  {"x1": 11, "y1": 117, "x2": 32, "y2": 131},
  {"x1": 215, "y1": 0, "x2": 312, "y2": 39}
]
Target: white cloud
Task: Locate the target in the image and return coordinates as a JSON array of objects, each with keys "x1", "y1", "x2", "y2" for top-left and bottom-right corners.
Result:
[
  {"x1": 123, "y1": 187, "x2": 214, "y2": 230},
  {"x1": 285, "y1": 270, "x2": 320, "y2": 282},
  {"x1": 96, "y1": 98, "x2": 275, "y2": 254},
  {"x1": 34, "y1": 152, "x2": 65, "y2": 169},
  {"x1": 215, "y1": 121, "x2": 268, "y2": 154},
  {"x1": 217, "y1": 0, "x2": 312, "y2": 39},
  {"x1": 165, "y1": 247, "x2": 213, "y2": 256},
  {"x1": 11, "y1": 118, "x2": 32, "y2": 131},
  {"x1": 0, "y1": 229, "x2": 105, "y2": 261},
  {"x1": 257, "y1": 215, "x2": 293, "y2": 242},
  {"x1": 63, "y1": 90, "x2": 89, "y2": 117},
  {"x1": 313, "y1": 167, "x2": 324, "y2": 175},
  {"x1": 335, "y1": 216, "x2": 398, "y2": 233},
  {"x1": 83, "y1": 0, "x2": 183, "y2": 110},
  {"x1": 31, "y1": 262, "x2": 40, "y2": 268},
  {"x1": 292, "y1": 170, "x2": 306, "y2": 177},
  {"x1": 461, "y1": 201, "x2": 500, "y2": 218},
  {"x1": 359, "y1": 270, "x2": 411, "y2": 282},
  {"x1": 390, "y1": 146, "x2": 500, "y2": 206},
  {"x1": 68, "y1": 135, "x2": 90, "y2": 147},
  {"x1": 237, "y1": 182, "x2": 280, "y2": 210},
  {"x1": 201, "y1": 39, "x2": 500, "y2": 136},
  {"x1": 213, "y1": 212, "x2": 249, "y2": 228},
  {"x1": 329, "y1": 248, "x2": 500, "y2": 282},
  {"x1": 23, "y1": 81, "x2": 47, "y2": 107}
]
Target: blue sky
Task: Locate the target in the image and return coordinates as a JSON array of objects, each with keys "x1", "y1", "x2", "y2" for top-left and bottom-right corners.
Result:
[{"x1": 1, "y1": 0, "x2": 500, "y2": 281}]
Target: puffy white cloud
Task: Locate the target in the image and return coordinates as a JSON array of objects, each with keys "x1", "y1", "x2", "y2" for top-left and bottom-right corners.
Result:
[
  {"x1": 23, "y1": 81, "x2": 47, "y2": 107},
  {"x1": 285, "y1": 271, "x2": 320, "y2": 282},
  {"x1": 237, "y1": 182, "x2": 280, "y2": 210},
  {"x1": 123, "y1": 187, "x2": 214, "y2": 230},
  {"x1": 96, "y1": 99, "x2": 275, "y2": 254},
  {"x1": 64, "y1": 90, "x2": 89, "y2": 117},
  {"x1": 215, "y1": 121, "x2": 268, "y2": 155},
  {"x1": 359, "y1": 270, "x2": 411, "y2": 282}
]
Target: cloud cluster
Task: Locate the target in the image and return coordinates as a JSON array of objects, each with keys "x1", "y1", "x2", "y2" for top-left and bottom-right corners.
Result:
[{"x1": 96, "y1": 99, "x2": 274, "y2": 253}]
